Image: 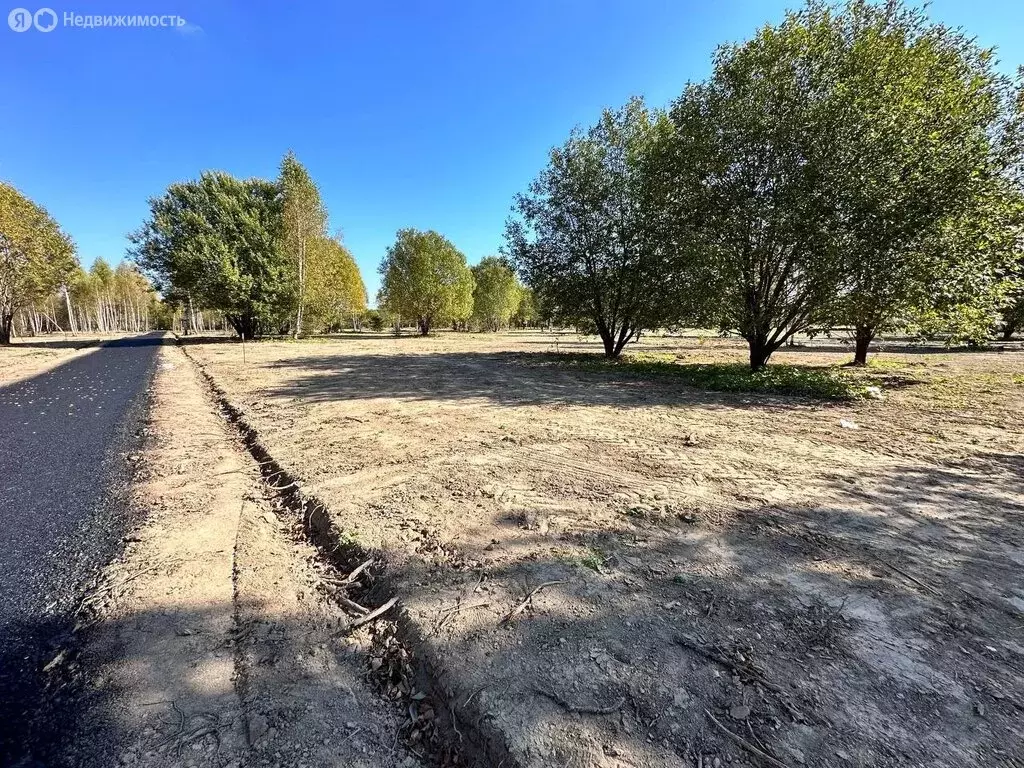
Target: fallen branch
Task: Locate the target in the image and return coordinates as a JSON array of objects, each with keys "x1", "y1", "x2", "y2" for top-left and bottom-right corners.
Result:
[
  {"x1": 676, "y1": 634, "x2": 782, "y2": 695},
  {"x1": 343, "y1": 559, "x2": 374, "y2": 584},
  {"x1": 705, "y1": 709, "x2": 790, "y2": 768},
  {"x1": 535, "y1": 687, "x2": 624, "y2": 715},
  {"x1": 336, "y1": 594, "x2": 370, "y2": 616},
  {"x1": 349, "y1": 596, "x2": 399, "y2": 629},
  {"x1": 499, "y1": 580, "x2": 566, "y2": 626}
]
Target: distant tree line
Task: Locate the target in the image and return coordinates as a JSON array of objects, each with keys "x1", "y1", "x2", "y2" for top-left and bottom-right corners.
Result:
[{"x1": 507, "y1": 0, "x2": 1024, "y2": 367}]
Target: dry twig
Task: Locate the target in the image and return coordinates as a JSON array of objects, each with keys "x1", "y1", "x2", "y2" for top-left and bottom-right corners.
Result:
[
  {"x1": 499, "y1": 580, "x2": 566, "y2": 626},
  {"x1": 349, "y1": 596, "x2": 399, "y2": 629},
  {"x1": 705, "y1": 709, "x2": 790, "y2": 768}
]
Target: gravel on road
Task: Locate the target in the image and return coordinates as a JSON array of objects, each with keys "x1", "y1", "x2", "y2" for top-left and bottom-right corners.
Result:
[{"x1": 0, "y1": 333, "x2": 164, "y2": 765}]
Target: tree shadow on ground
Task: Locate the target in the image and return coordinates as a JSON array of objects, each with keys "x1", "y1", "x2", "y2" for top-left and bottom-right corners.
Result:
[
  {"x1": 4, "y1": 457, "x2": 1021, "y2": 767},
  {"x1": 1, "y1": 603, "x2": 246, "y2": 768},
  {"x1": 382, "y1": 458, "x2": 1024, "y2": 767},
  {"x1": 255, "y1": 351, "x2": 855, "y2": 411},
  {"x1": 3, "y1": 333, "x2": 170, "y2": 351}
]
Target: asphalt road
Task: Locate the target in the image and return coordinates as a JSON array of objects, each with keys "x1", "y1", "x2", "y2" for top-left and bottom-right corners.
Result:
[{"x1": 0, "y1": 333, "x2": 164, "y2": 766}]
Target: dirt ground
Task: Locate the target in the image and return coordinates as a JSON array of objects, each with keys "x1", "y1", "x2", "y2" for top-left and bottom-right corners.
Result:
[
  {"x1": 183, "y1": 330, "x2": 1024, "y2": 768},
  {"x1": 62, "y1": 344, "x2": 425, "y2": 768}
]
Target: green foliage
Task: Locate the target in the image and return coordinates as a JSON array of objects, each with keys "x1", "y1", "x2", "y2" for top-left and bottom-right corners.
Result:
[
  {"x1": 664, "y1": 9, "x2": 856, "y2": 370},
  {"x1": 377, "y1": 229, "x2": 474, "y2": 335},
  {"x1": 657, "y1": 0, "x2": 1018, "y2": 368},
  {"x1": 362, "y1": 308, "x2": 387, "y2": 332},
  {"x1": 512, "y1": 286, "x2": 539, "y2": 327},
  {"x1": 279, "y1": 151, "x2": 328, "y2": 336},
  {"x1": 471, "y1": 256, "x2": 520, "y2": 331},
  {"x1": 550, "y1": 353, "x2": 870, "y2": 400},
  {"x1": 304, "y1": 235, "x2": 367, "y2": 331},
  {"x1": 507, "y1": 97, "x2": 687, "y2": 358},
  {"x1": 0, "y1": 181, "x2": 77, "y2": 343},
  {"x1": 814, "y1": 1, "x2": 1013, "y2": 361},
  {"x1": 131, "y1": 171, "x2": 289, "y2": 338}
]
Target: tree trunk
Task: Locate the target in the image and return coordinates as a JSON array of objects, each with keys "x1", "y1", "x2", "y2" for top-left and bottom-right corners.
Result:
[
  {"x1": 63, "y1": 286, "x2": 77, "y2": 335},
  {"x1": 853, "y1": 325, "x2": 874, "y2": 366},
  {"x1": 418, "y1": 316, "x2": 431, "y2": 336},
  {"x1": 747, "y1": 335, "x2": 772, "y2": 371},
  {"x1": 595, "y1": 319, "x2": 617, "y2": 358},
  {"x1": 294, "y1": 241, "x2": 305, "y2": 339},
  {"x1": 0, "y1": 313, "x2": 13, "y2": 345},
  {"x1": 1002, "y1": 323, "x2": 1017, "y2": 341}
]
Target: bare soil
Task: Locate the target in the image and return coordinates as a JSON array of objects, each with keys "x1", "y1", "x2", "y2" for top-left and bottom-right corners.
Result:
[
  {"x1": 184, "y1": 331, "x2": 1024, "y2": 768},
  {"x1": 63, "y1": 344, "x2": 425, "y2": 768}
]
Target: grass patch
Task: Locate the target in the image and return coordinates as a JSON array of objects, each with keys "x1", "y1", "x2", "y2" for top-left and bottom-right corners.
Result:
[
  {"x1": 548, "y1": 352, "x2": 872, "y2": 400},
  {"x1": 577, "y1": 548, "x2": 606, "y2": 572}
]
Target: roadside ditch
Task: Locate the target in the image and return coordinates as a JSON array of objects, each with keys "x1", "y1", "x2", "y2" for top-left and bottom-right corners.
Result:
[{"x1": 178, "y1": 339, "x2": 517, "y2": 768}]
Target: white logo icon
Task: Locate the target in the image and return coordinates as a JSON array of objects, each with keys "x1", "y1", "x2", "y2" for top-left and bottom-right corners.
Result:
[
  {"x1": 8, "y1": 6, "x2": 57, "y2": 31},
  {"x1": 33, "y1": 7, "x2": 56, "y2": 30},
  {"x1": 8, "y1": 7, "x2": 32, "y2": 30}
]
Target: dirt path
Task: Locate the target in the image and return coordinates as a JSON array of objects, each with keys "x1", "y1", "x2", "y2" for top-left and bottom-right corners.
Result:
[{"x1": 61, "y1": 344, "x2": 424, "y2": 768}]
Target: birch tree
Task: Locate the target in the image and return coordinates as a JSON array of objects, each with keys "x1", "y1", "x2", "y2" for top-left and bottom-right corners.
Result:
[
  {"x1": 279, "y1": 151, "x2": 327, "y2": 338},
  {"x1": 0, "y1": 182, "x2": 77, "y2": 344}
]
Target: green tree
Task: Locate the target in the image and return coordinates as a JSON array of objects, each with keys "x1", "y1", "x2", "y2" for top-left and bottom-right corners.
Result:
[
  {"x1": 512, "y1": 285, "x2": 538, "y2": 327},
  {"x1": 471, "y1": 256, "x2": 520, "y2": 331},
  {"x1": 664, "y1": 0, "x2": 1018, "y2": 368},
  {"x1": 130, "y1": 171, "x2": 288, "y2": 339},
  {"x1": 279, "y1": 151, "x2": 327, "y2": 338},
  {"x1": 0, "y1": 182, "x2": 77, "y2": 344},
  {"x1": 816, "y1": 1, "x2": 1013, "y2": 364},
  {"x1": 664, "y1": 13, "x2": 848, "y2": 370},
  {"x1": 377, "y1": 229, "x2": 474, "y2": 335},
  {"x1": 507, "y1": 98, "x2": 684, "y2": 358},
  {"x1": 305, "y1": 234, "x2": 367, "y2": 331}
]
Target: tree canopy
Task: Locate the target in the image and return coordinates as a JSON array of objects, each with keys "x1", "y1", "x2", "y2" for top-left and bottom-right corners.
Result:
[
  {"x1": 507, "y1": 98, "x2": 685, "y2": 357},
  {"x1": 655, "y1": 0, "x2": 1020, "y2": 367},
  {"x1": 377, "y1": 229, "x2": 474, "y2": 335},
  {"x1": 0, "y1": 181, "x2": 77, "y2": 344},
  {"x1": 279, "y1": 151, "x2": 327, "y2": 337},
  {"x1": 471, "y1": 256, "x2": 521, "y2": 331},
  {"x1": 130, "y1": 171, "x2": 290, "y2": 339},
  {"x1": 305, "y1": 234, "x2": 367, "y2": 330}
]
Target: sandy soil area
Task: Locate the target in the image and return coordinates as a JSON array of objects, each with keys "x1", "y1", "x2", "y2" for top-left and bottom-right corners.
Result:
[
  {"x1": 185, "y1": 331, "x2": 1024, "y2": 767},
  {"x1": 61, "y1": 344, "x2": 424, "y2": 768}
]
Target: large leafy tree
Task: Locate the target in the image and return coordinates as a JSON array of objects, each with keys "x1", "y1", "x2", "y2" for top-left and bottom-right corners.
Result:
[
  {"x1": 377, "y1": 229, "x2": 474, "y2": 335},
  {"x1": 130, "y1": 171, "x2": 289, "y2": 339},
  {"x1": 304, "y1": 234, "x2": 367, "y2": 331},
  {"x1": 0, "y1": 182, "x2": 77, "y2": 344},
  {"x1": 507, "y1": 98, "x2": 686, "y2": 358},
  {"x1": 471, "y1": 256, "x2": 520, "y2": 331},
  {"x1": 816, "y1": 0, "x2": 1013, "y2": 364},
  {"x1": 664, "y1": 14, "x2": 848, "y2": 370},
  {"x1": 279, "y1": 151, "x2": 327, "y2": 338},
  {"x1": 665, "y1": 0, "x2": 1018, "y2": 368}
]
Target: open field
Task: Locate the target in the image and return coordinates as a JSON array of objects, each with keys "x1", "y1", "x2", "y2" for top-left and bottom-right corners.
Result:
[{"x1": 184, "y1": 331, "x2": 1024, "y2": 767}]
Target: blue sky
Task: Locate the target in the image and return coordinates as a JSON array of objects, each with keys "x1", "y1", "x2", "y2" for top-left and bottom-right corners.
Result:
[{"x1": 2, "y1": 1, "x2": 1022, "y2": 302}]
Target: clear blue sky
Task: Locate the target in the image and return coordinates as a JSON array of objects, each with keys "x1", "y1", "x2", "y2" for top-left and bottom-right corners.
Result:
[{"x1": 2, "y1": 1, "x2": 1022, "y2": 302}]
